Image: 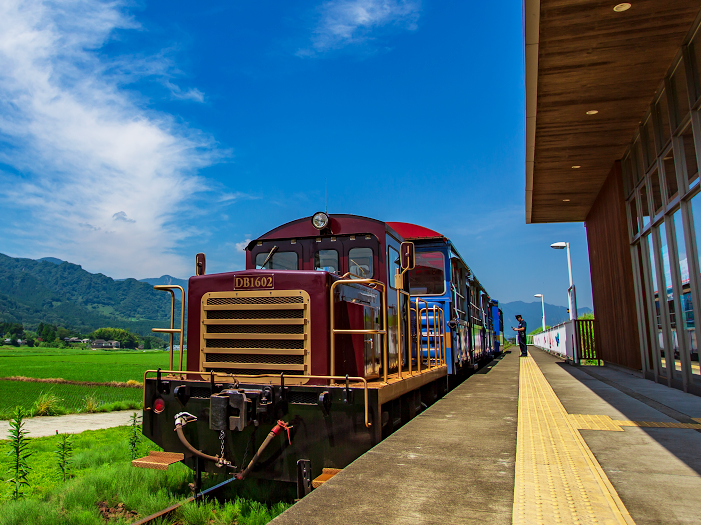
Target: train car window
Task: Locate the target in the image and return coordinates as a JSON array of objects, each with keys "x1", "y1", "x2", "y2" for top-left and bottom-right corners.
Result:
[
  {"x1": 388, "y1": 246, "x2": 400, "y2": 288},
  {"x1": 349, "y1": 247, "x2": 374, "y2": 279},
  {"x1": 314, "y1": 250, "x2": 339, "y2": 273},
  {"x1": 409, "y1": 252, "x2": 445, "y2": 295},
  {"x1": 255, "y1": 251, "x2": 299, "y2": 270}
]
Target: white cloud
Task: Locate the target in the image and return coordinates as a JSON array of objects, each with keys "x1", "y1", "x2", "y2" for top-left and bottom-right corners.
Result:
[
  {"x1": 235, "y1": 239, "x2": 252, "y2": 252},
  {"x1": 112, "y1": 211, "x2": 135, "y2": 223},
  {"x1": 299, "y1": 0, "x2": 421, "y2": 56},
  {"x1": 0, "y1": 0, "x2": 220, "y2": 278}
]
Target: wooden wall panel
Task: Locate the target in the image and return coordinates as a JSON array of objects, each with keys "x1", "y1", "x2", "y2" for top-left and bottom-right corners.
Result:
[{"x1": 585, "y1": 161, "x2": 642, "y2": 370}]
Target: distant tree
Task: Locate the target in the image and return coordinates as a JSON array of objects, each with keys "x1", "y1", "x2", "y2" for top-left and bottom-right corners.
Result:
[
  {"x1": 41, "y1": 325, "x2": 56, "y2": 342},
  {"x1": 90, "y1": 328, "x2": 138, "y2": 349},
  {"x1": 143, "y1": 339, "x2": 152, "y2": 350},
  {"x1": 56, "y1": 327, "x2": 73, "y2": 340}
]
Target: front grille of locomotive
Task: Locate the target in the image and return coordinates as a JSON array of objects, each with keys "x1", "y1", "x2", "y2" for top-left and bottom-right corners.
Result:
[{"x1": 200, "y1": 290, "x2": 310, "y2": 383}]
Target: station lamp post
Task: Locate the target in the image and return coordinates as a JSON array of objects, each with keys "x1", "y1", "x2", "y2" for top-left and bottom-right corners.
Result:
[
  {"x1": 550, "y1": 242, "x2": 577, "y2": 321},
  {"x1": 534, "y1": 294, "x2": 545, "y2": 331}
]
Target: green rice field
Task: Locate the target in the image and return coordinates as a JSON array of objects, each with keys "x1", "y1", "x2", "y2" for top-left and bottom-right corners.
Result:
[
  {"x1": 0, "y1": 346, "x2": 177, "y2": 383},
  {"x1": 0, "y1": 381, "x2": 142, "y2": 419},
  {"x1": 0, "y1": 346, "x2": 184, "y2": 419}
]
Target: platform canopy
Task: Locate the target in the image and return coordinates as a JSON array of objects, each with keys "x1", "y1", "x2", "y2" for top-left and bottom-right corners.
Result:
[{"x1": 525, "y1": 0, "x2": 701, "y2": 223}]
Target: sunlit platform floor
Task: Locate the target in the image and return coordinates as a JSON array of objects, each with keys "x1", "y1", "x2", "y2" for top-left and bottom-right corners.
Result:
[{"x1": 270, "y1": 348, "x2": 701, "y2": 525}]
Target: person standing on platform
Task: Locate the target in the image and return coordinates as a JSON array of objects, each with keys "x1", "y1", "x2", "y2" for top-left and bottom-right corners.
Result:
[{"x1": 512, "y1": 315, "x2": 527, "y2": 357}]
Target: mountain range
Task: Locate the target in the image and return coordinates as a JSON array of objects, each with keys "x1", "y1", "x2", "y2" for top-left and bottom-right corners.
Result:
[
  {"x1": 0, "y1": 254, "x2": 183, "y2": 336},
  {"x1": 499, "y1": 300, "x2": 593, "y2": 336},
  {"x1": 3, "y1": 253, "x2": 589, "y2": 339}
]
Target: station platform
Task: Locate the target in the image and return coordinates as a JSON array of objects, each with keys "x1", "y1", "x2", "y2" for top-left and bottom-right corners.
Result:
[{"x1": 270, "y1": 347, "x2": 701, "y2": 525}]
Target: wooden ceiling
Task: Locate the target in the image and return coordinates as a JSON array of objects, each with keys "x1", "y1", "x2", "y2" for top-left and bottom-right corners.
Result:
[{"x1": 529, "y1": 0, "x2": 701, "y2": 223}]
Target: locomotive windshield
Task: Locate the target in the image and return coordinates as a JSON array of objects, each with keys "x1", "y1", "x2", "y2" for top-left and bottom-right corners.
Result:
[
  {"x1": 349, "y1": 247, "x2": 373, "y2": 278},
  {"x1": 255, "y1": 251, "x2": 299, "y2": 270},
  {"x1": 314, "y1": 250, "x2": 339, "y2": 273},
  {"x1": 409, "y1": 251, "x2": 445, "y2": 295}
]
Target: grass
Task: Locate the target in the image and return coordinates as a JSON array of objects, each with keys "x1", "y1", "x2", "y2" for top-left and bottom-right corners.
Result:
[
  {"x1": 0, "y1": 381, "x2": 141, "y2": 420},
  {"x1": 0, "y1": 345, "x2": 177, "y2": 383},
  {"x1": 0, "y1": 425, "x2": 291, "y2": 524}
]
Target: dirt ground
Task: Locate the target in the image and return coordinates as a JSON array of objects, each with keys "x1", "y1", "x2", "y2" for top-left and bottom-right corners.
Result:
[{"x1": 0, "y1": 410, "x2": 137, "y2": 438}]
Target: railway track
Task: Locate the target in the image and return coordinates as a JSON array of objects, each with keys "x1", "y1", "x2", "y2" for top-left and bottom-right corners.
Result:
[{"x1": 132, "y1": 477, "x2": 237, "y2": 525}]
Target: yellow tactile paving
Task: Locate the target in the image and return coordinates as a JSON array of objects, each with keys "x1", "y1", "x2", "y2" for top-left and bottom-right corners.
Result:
[
  {"x1": 513, "y1": 356, "x2": 636, "y2": 525},
  {"x1": 569, "y1": 415, "x2": 701, "y2": 431}
]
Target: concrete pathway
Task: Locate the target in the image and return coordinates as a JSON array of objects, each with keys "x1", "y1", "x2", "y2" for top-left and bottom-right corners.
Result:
[
  {"x1": 0, "y1": 410, "x2": 137, "y2": 438},
  {"x1": 272, "y1": 351, "x2": 519, "y2": 525},
  {"x1": 272, "y1": 348, "x2": 701, "y2": 524},
  {"x1": 532, "y1": 350, "x2": 701, "y2": 525}
]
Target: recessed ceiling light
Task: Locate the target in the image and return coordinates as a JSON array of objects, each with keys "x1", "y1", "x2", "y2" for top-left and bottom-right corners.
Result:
[
  {"x1": 613, "y1": 3, "x2": 631, "y2": 12},
  {"x1": 563, "y1": 199, "x2": 571, "y2": 202},
  {"x1": 586, "y1": 110, "x2": 599, "y2": 115},
  {"x1": 572, "y1": 165, "x2": 581, "y2": 169}
]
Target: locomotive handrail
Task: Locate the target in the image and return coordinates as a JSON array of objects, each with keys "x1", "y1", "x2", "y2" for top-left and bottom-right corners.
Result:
[
  {"x1": 412, "y1": 298, "x2": 430, "y2": 371},
  {"x1": 151, "y1": 285, "x2": 186, "y2": 372},
  {"x1": 415, "y1": 301, "x2": 446, "y2": 369},
  {"x1": 418, "y1": 308, "x2": 433, "y2": 369},
  {"x1": 395, "y1": 287, "x2": 413, "y2": 379},
  {"x1": 435, "y1": 306, "x2": 446, "y2": 366},
  {"x1": 421, "y1": 307, "x2": 438, "y2": 370},
  {"x1": 329, "y1": 278, "x2": 388, "y2": 384},
  {"x1": 142, "y1": 370, "x2": 372, "y2": 428}
]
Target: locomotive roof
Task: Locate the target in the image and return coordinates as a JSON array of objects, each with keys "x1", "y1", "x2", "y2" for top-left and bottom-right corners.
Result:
[
  {"x1": 247, "y1": 214, "x2": 402, "y2": 250},
  {"x1": 385, "y1": 222, "x2": 445, "y2": 241},
  {"x1": 388, "y1": 221, "x2": 489, "y2": 296},
  {"x1": 247, "y1": 215, "x2": 492, "y2": 299}
]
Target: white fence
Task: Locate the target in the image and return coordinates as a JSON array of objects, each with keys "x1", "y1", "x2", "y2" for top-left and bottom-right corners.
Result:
[{"x1": 532, "y1": 321, "x2": 576, "y2": 361}]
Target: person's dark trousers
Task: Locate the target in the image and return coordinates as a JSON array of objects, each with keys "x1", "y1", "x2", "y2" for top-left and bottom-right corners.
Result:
[{"x1": 519, "y1": 339, "x2": 527, "y2": 356}]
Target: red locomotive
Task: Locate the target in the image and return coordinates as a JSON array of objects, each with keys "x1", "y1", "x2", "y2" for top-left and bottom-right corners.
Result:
[{"x1": 134, "y1": 213, "x2": 498, "y2": 495}]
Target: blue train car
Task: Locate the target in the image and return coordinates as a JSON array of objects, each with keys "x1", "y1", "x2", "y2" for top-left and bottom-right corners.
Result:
[{"x1": 387, "y1": 223, "x2": 500, "y2": 374}]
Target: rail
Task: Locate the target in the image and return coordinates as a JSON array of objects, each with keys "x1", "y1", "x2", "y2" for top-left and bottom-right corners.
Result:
[
  {"x1": 133, "y1": 476, "x2": 237, "y2": 525},
  {"x1": 143, "y1": 370, "x2": 372, "y2": 428},
  {"x1": 329, "y1": 278, "x2": 388, "y2": 383},
  {"x1": 574, "y1": 319, "x2": 598, "y2": 363},
  {"x1": 151, "y1": 285, "x2": 186, "y2": 372}
]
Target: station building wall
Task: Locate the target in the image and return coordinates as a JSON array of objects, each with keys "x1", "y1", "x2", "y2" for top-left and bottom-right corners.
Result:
[
  {"x1": 613, "y1": 16, "x2": 701, "y2": 395},
  {"x1": 585, "y1": 162, "x2": 641, "y2": 371}
]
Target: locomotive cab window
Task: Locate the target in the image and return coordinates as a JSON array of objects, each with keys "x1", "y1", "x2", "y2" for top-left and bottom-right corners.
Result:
[
  {"x1": 255, "y1": 251, "x2": 299, "y2": 270},
  {"x1": 409, "y1": 252, "x2": 445, "y2": 295},
  {"x1": 388, "y1": 246, "x2": 400, "y2": 289},
  {"x1": 314, "y1": 249, "x2": 339, "y2": 273},
  {"x1": 349, "y1": 247, "x2": 374, "y2": 279}
]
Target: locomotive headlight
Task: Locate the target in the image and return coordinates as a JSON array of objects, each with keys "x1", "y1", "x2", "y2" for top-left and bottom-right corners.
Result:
[{"x1": 311, "y1": 212, "x2": 329, "y2": 230}]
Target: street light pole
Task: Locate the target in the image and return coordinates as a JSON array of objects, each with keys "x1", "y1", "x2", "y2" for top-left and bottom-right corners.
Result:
[
  {"x1": 551, "y1": 241, "x2": 578, "y2": 320},
  {"x1": 534, "y1": 294, "x2": 545, "y2": 331}
]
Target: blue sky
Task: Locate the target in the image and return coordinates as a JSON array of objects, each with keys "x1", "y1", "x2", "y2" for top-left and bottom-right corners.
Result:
[{"x1": 0, "y1": 0, "x2": 592, "y2": 309}]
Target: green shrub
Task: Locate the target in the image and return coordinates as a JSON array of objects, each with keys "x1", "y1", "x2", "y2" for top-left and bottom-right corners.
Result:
[
  {"x1": 128, "y1": 413, "x2": 141, "y2": 460},
  {"x1": 83, "y1": 395, "x2": 98, "y2": 413},
  {"x1": 54, "y1": 434, "x2": 73, "y2": 482},
  {"x1": 33, "y1": 393, "x2": 64, "y2": 417},
  {"x1": 6, "y1": 407, "x2": 32, "y2": 500}
]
